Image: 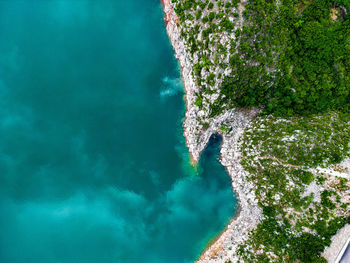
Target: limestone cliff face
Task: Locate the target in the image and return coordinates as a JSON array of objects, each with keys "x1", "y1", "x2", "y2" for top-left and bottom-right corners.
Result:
[{"x1": 162, "y1": 1, "x2": 262, "y2": 262}]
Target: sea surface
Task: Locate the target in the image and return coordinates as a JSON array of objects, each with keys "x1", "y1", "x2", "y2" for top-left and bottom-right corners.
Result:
[{"x1": 0, "y1": 1, "x2": 237, "y2": 262}]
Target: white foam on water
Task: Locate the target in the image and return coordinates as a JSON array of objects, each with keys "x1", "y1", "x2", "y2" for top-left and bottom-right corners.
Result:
[{"x1": 160, "y1": 76, "x2": 183, "y2": 101}]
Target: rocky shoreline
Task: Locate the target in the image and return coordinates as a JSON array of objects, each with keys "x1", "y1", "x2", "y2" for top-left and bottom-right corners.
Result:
[{"x1": 161, "y1": 1, "x2": 262, "y2": 262}]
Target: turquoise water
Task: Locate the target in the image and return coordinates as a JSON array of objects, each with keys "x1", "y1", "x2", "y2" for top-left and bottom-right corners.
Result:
[{"x1": 0, "y1": 1, "x2": 237, "y2": 262}]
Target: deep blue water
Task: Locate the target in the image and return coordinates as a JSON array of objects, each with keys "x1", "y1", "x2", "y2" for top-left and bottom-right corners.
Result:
[{"x1": 0, "y1": 1, "x2": 237, "y2": 262}]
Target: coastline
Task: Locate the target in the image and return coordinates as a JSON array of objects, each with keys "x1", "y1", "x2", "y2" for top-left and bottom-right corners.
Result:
[
  {"x1": 161, "y1": 1, "x2": 262, "y2": 262},
  {"x1": 160, "y1": 1, "x2": 350, "y2": 262}
]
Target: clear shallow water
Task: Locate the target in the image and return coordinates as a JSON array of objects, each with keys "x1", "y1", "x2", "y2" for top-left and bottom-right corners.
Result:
[{"x1": 0, "y1": 1, "x2": 237, "y2": 262}]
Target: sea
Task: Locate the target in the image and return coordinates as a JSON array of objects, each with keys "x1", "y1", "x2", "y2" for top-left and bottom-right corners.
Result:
[{"x1": 0, "y1": 1, "x2": 237, "y2": 262}]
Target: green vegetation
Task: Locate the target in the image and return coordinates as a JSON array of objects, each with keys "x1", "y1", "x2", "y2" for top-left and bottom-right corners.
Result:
[
  {"x1": 242, "y1": 112, "x2": 350, "y2": 167},
  {"x1": 172, "y1": 0, "x2": 350, "y2": 117},
  {"x1": 239, "y1": 111, "x2": 350, "y2": 262},
  {"x1": 218, "y1": 0, "x2": 350, "y2": 116},
  {"x1": 170, "y1": 0, "x2": 350, "y2": 261}
]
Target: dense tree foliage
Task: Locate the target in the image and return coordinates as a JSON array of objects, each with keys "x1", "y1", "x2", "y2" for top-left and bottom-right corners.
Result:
[{"x1": 217, "y1": 0, "x2": 350, "y2": 115}]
